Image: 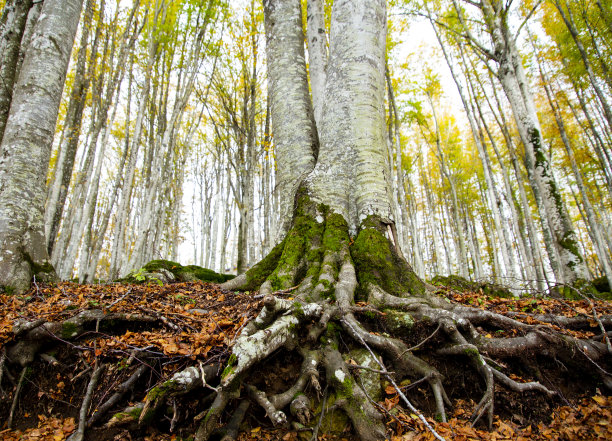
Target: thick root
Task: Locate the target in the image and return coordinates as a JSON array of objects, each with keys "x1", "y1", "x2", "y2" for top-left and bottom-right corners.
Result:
[{"x1": 2, "y1": 206, "x2": 610, "y2": 441}]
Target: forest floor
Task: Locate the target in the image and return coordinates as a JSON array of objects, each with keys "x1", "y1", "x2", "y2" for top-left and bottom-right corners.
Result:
[{"x1": 0, "y1": 280, "x2": 610, "y2": 441}]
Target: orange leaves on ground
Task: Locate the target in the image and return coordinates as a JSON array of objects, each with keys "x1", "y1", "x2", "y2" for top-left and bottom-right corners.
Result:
[
  {"x1": 0, "y1": 417, "x2": 75, "y2": 441},
  {"x1": 0, "y1": 281, "x2": 262, "y2": 364},
  {"x1": 386, "y1": 395, "x2": 611, "y2": 441}
]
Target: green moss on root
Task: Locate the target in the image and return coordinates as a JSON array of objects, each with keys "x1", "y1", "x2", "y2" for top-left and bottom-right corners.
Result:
[
  {"x1": 352, "y1": 216, "x2": 426, "y2": 299},
  {"x1": 121, "y1": 259, "x2": 234, "y2": 284},
  {"x1": 245, "y1": 239, "x2": 285, "y2": 290},
  {"x1": 61, "y1": 321, "x2": 80, "y2": 339}
]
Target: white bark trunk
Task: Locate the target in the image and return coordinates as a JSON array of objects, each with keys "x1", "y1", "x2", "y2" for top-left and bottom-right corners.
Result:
[
  {"x1": 306, "y1": 0, "x2": 327, "y2": 127},
  {"x1": 307, "y1": 0, "x2": 392, "y2": 232},
  {"x1": 263, "y1": 0, "x2": 317, "y2": 237},
  {"x1": 0, "y1": 0, "x2": 83, "y2": 292}
]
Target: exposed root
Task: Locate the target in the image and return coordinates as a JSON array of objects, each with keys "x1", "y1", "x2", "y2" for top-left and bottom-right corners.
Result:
[
  {"x1": 1, "y1": 209, "x2": 610, "y2": 441},
  {"x1": 7, "y1": 366, "x2": 27, "y2": 429},
  {"x1": 87, "y1": 363, "x2": 149, "y2": 427},
  {"x1": 220, "y1": 399, "x2": 250, "y2": 441},
  {"x1": 246, "y1": 384, "x2": 287, "y2": 426},
  {"x1": 68, "y1": 364, "x2": 105, "y2": 441}
]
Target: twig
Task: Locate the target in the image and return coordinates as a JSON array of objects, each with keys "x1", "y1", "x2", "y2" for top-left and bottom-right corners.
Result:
[
  {"x1": 347, "y1": 363, "x2": 393, "y2": 375},
  {"x1": 138, "y1": 306, "x2": 182, "y2": 332},
  {"x1": 0, "y1": 348, "x2": 6, "y2": 397},
  {"x1": 32, "y1": 276, "x2": 42, "y2": 299},
  {"x1": 7, "y1": 366, "x2": 27, "y2": 429},
  {"x1": 108, "y1": 288, "x2": 132, "y2": 308},
  {"x1": 342, "y1": 318, "x2": 447, "y2": 441},
  {"x1": 403, "y1": 323, "x2": 441, "y2": 355},
  {"x1": 310, "y1": 387, "x2": 328, "y2": 441}
]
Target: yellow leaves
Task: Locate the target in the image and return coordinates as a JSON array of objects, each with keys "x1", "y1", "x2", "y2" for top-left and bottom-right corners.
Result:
[{"x1": 592, "y1": 395, "x2": 608, "y2": 406}]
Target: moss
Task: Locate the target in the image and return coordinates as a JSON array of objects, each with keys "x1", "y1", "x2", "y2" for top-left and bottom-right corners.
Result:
[
  {"x1": 61, "y1": 321, "x2": 80, "y2": 339},
  {"x1": 592, "y1": 276, "x2": 611, "y2": 294},
  {"x1": 326, "y1": 321, "x2": 341, "y2": 336},
  {"x1": 146, "y1": 379, "x2": 177, "y2": 402},
  {"x1": 23, "y1": 252, "x2": 55, "y2": 276},
  {"x1": 245, "y1": 240, "x2": 285, "y2": 290},
  {"x1": 293, "y1": 301, "x2": 305, "y2": 319},
  {"x1": 3, "y1": 286, "x2": 15, "y2": 295},
  {"x1": 221, "y1": 354, "x2": 237, "y2": 379},
  {"x1": 120, "y1": 259, "x2": 234, "y2": 285},
  {"x1": 431, "y1": 275, "x2": 512, "y2": 298},
  {"x1": 322, "y1": 213, "x2": 349, "y2": 253},
  {"x1": 352, "y1": 216, "x2": 426, "y2": 298},
  {"x1": 463, "y1": 347, "x2": 479, "y2": 357},
  {"x1": 129, "y1": 406, "x2": 143, "y2": 419},
  {"x1": 266, "y1": 191, "x2": 324, "y2": 291},
  {"x1": 383, "y1": 310, "x2": 414, "y2": 335}
]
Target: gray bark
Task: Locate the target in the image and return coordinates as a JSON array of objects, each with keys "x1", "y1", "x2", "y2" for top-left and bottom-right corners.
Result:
[
  {"x1": 0, "y1": 0, "x2": 83, "y2": 293},
  {"x1": 44, "y1": 0, "x2": 100, "y2": 255},
  {"x1": 0, "y1": 0, "x2": 33, "y2": 142},
  {"x1": 307, "y1": 0, "x2": 392, "y2": 232},
  {"x1": 263, "y1": 0, "x2": 317, "y2": 236},
  {"x1": 306, "y1": 0, "x2": 327, "y2": 127}
]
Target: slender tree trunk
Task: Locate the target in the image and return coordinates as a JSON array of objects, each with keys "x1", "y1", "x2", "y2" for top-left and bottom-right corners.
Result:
[
  {"x1": 536, "y1": 50, "x2": 612, "y2": 283},
  {"x1": 553, "y1": 0, "x2": 612, "y2": 130}
]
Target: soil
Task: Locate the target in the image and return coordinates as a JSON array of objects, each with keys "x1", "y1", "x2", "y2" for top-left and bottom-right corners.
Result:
[{"x1": 0, "y1": 281, "x2": 610, "y2": 440}]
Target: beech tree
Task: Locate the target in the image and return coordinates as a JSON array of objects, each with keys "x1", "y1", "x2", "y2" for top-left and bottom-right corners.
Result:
[
  {"x1": 0, "y1": 0, "x2": 84, "y2": 294},
  {"x1": 179, "y1": 1, "x2": 610, "y2": 440}
]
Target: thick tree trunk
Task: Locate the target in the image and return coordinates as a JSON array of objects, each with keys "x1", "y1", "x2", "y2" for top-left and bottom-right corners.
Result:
[
  {"x1": 263, "y1": 0, "x2": 317, "y2": 235},
  {"x1": 0, "y1": 0, "x2": 83, "y2": 294}
]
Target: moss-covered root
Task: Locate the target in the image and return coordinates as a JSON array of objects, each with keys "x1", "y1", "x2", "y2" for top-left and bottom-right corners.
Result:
[
  {"x1": 222, "y1": 300, "x2": 323, "y2": 386},
  {"x1": 352, "y1": 216, "x2": 427, "y2": 299},
  {"x1": 107, "y1": 364, "x2": 220, "y2": 429},
  {"x1": 322, "y1": 345, "x2": 386, "y2": 441}
]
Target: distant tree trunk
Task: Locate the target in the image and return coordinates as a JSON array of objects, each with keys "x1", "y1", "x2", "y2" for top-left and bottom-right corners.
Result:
[
  {"x1": 553, "y1": 0, "x2": 612, "y2": 130},
  {"x1": 44, "y1": 0, "x2": 99, "y2": 256},
  {"x1": 535, "y1": 49, "x2": 612, "y2": 283},
  {"x1": 0, "y1": 0, "x2": 33, "y2": 142},
  {"x1": 0, "y1": 0, "x2": 83, "y2": 294}
]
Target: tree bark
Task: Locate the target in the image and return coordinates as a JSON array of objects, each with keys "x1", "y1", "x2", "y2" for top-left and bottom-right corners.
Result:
[
  {"x1": 263, "y1": 0, "x2": 317, "y2": 236},
  {"x1": 0, "y1": 0, "x2": 33, "y2": 143},
  {"x1": 0, "y1": 0, "x2": 83, "y2": 293}
]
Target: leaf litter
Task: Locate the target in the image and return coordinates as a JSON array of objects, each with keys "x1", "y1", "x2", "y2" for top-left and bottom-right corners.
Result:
[{"x1": 0, "y1": 281, "x2": 610, "y2": 440}]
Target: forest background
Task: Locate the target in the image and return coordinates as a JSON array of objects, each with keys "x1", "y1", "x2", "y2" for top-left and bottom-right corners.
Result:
[{"x1": 2, "y1": 0, "x2": 611, "y2": 294}]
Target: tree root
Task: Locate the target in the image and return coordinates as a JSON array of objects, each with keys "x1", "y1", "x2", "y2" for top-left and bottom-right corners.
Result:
[
  {"x1": 68, "y1": 364, "x2": 105, "y2": 441},
  {"x1": 1, "y1": 211, "x2": 610, "y2": 441}
]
